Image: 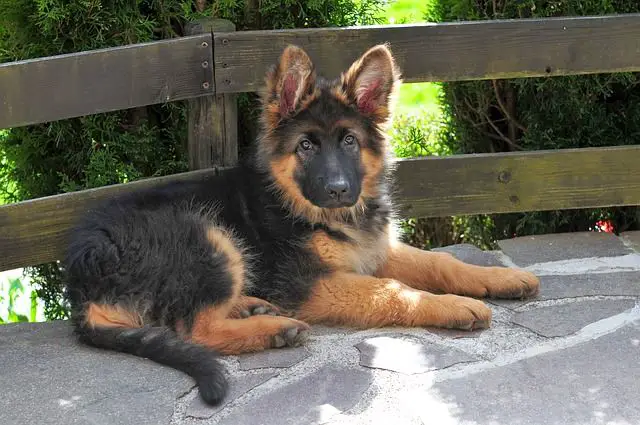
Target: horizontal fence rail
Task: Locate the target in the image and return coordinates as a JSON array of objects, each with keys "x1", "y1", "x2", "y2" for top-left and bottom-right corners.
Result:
[
  {"x1": 215, "y1": 14, "x2": 640, "y2": 92},
  {"x1": 0, "y1": 168, "x2": 221, "y2": 272},
  {"x1": 0, "y1": 35, "x2": 214, "y2": 129},
  {"x1": 394, "y1": 146, "x2": 640, "y2": 218},
  {"x1": 1, "y1": 145, "x2": 639, "y2": 272},
  {"x1": 3, "y1": 14, "x2": 640, "y2": 129}
]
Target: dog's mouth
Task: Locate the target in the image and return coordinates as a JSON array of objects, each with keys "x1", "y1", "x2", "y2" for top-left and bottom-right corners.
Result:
[{"x1": 311, "y1": 198, "x2": 358, "y2": 209}]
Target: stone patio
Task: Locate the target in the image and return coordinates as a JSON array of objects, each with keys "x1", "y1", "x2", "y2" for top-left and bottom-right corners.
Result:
[{"x1": 2, "y1": 231, "x2": 640, "y2": 425}]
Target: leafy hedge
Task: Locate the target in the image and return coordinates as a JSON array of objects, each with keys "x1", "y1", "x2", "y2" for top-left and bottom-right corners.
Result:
[
  {"x1": 0, "y1": 0, "x2": 385, "y2": 320},
  {"x1": 412, "y1": 0, "x2": 640, "y2": 248}
]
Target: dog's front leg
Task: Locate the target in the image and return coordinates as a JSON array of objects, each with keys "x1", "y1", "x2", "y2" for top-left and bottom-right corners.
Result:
[
  {"x1": 376, "y1": 242, "x2": 540, "y2": 300},
  {"x1": 294, "y1": 272, "x2": 491, "y2": 330}
]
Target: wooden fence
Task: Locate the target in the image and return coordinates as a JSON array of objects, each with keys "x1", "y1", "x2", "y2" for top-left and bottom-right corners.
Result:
[{"x1": 1, "y1": 14, "x2": 640, "y2": 272}]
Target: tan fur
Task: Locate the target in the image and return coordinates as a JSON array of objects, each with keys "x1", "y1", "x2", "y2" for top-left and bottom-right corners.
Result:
[
  {"x1": 190, "y1": 309, "x2": 309, "y2": 355},
  {"x1": 295, "y1": 272, "x2": 491, "y2": 330},
  {"x1": 190, "y1": 227, "x2": 313, "y2": 354},
  {"x1": 309, "y1": 231, "x2": 354, "y2": 271},
  {"x1": 309, "y1": 221, "x2": 390, "y2": 275},
  {"x1": 261, "y1": 103, "x2": 284, "y2": 138},
  {"x1": 361, "y1": 148, "x2": 384, "y2": 198},
  {"x1": 85, "y1": 303, "x2": 143, "y2": 329},
  {"x1": 205, "y1": 226, "x2": 246, "y2": 315},
  {"x1": 331, "y1": 87, "x2": 350, "y2": 105},
  {"x1": 376, "y1": 242, "x2": 541, "y2": 299}
]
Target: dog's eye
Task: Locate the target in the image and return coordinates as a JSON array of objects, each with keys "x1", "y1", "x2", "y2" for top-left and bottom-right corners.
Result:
[
  {"x1": 343, "y1": 134, "x2": 356, "y2": 145},
  {"x1": 299, "y1": 139, "x2": 313, "y2": 151}
]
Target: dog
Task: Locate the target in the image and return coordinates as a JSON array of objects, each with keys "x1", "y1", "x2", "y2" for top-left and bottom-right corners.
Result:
[{"x1": 62, "y1": 43, "x2": 540, "y2": 406}]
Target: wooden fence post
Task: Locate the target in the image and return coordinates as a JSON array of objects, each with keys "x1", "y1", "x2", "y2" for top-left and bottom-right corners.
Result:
[{"x1": 185, "y1": 18, "x2": 238, "y2": 169}]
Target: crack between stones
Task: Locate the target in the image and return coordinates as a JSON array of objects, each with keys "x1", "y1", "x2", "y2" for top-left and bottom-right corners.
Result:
[
  {"x1": 170, "y1": 385, "x2": 198, "y2": 424},
  {"x1": 176, "y1": 384, "x2": 198, "y2": 401}
]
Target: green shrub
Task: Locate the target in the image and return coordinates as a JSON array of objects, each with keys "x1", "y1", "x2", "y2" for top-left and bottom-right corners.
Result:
[
  {"x1": 422, "y1": 0, "x2": 640, "y2": 244},
  {"x1": 0, "y1": 0, "x2": 386, "y2": 320},
  {"x1": 389, "y1": 110, "x2": 498, "y2": 250}
]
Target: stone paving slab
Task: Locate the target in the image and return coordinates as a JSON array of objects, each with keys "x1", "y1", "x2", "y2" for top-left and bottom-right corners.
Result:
[
  {"x1": 355, "y1": 334, "x2": 478, "y2": 374},
  {"x1": 216, "y1": 364, "x2": 373, "y2": 425},
  {"x1": 432, "y1": 244, "x2": 507, "y2": 267},
  {"x1": 2, "y1": 232, "x2": 640, "y2": 425},
  {"x1": 0, "y1": 321, "x2": 194, "y2": 425},
  {"x1": 511, "y1": 299, "x2": 636, "y2": 337},
  {"x1": 498, "y1": 232, "x2": 634, "y2": 266},
  {"x1": 237, "y1": 346, "x2": 310, "y2": 370},
  {"x1": 186, "y1": 371, "x2": 277, "y2": 419},
  {"x1": 431, "y1": 322, "x2": 640, "y2": 425},
  {"x1": 622, "y1": 231, "x2": 640, "y2": 252}
]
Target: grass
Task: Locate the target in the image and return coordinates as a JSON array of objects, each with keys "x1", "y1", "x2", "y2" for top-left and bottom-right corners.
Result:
[
  {"x1": 396, "y1": 82, "x2": 442, "y2": 117},
  {"x1": 383, "y1": 0, "x2": 428, "y2": 24}
]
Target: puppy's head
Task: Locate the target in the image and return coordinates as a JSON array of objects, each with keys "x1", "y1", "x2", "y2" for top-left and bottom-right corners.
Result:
[{"x1": 256, "y1": 44, "x2": 401, "y2": 223}]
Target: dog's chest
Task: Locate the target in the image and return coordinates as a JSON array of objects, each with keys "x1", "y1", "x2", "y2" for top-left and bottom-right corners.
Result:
[{"x1": 310, "y1": 225, "x2": 389, "y2": 275}]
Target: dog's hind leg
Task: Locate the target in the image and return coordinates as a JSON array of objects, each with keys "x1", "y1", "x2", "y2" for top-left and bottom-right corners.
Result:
[
  {"x1": 190, "y1": 305, "x2": 309, "y2": 355},
  {"x1": 193, "y1": 228, "x2": 309, "y2": 354},
  {"x1": 295, "y1": 272, "x2": 491, "y2": 331},
  {"x1": 376, "y1": 242, "x2": 540, "y2": 300}
]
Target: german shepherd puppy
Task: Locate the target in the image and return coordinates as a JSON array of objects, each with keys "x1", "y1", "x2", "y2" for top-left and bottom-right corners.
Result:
[{"x1": 63, "y1": 44, "x2": 540, "y2": 405}]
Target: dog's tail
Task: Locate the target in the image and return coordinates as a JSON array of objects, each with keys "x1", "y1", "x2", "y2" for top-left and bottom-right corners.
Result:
[{"x1": 76, "y1": 317, "x2": 228, "y2": 405}]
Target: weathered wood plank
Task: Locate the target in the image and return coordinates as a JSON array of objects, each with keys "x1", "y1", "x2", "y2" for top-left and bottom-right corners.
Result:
[
  {"x1": 0, "y1": 168, "x2": 220, "y2": 272},
  {"x1": 186, "y1": 19, "x2": 239, "y2": 169},
  {"x1": 213, "y1": 14, "x2": 640, "y2": 93},
  {"x1": 3, "y1": 14, "x2": 640, "y2": 128},
  {"x1": 0, "y1": 35, "x2": 214, "y2": 130},
  {"x1": 394, "y1": 146, "x2": 640, "y2": 218},
  {"x1": 1, "y1": 145, "x2": 639, "y2": 272}
]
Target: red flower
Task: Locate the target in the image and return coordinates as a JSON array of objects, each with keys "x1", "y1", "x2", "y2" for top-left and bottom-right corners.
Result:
[{"x1": 595, "y1": 220, "x2": 615, "y2": 233}]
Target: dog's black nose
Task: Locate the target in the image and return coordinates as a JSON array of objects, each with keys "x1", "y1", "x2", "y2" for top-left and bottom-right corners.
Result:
[{"x1": 325, "y1": 179, "x2": 350, "y2": 199}]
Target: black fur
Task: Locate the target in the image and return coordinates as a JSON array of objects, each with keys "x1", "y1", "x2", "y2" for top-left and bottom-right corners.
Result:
[{"x1": 63, "y1": 51, "x2": 393, "y2": 406}]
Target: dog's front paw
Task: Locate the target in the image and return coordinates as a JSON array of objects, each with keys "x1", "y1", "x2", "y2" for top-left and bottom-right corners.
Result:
[
  {"x1": 484, "y1": 268, "x2": 540, "y2": 300},
  {"x1": 418, "y1": 294, "x2": 492, "y2": 331}
]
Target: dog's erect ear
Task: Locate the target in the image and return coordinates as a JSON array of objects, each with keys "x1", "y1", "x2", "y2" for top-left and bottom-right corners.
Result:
[
  {"x1": 264, "y1": 45, "x2": 316, "y2": 119},
  {"x1": 341, "y1": 44, "x2": 401, "y2": 123}
]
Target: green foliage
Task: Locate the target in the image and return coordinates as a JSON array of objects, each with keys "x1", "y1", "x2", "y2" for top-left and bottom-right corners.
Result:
[
  {"x1": 0, "y1": 0, "x2": 386, "y2": 321},
  {"x1": 0, "y1": 130, "x2": 17, "y2": 204},
  {"x1": 0, "y1": 276, "x2": 38, "y2": 324},
  {"x1": 388, "y1": 110, "x2": 499, "y2": 250},
  {"x1": 390, "y1": 111, "x2": 452, "y2": 158},
  {"x1": 384, "y1": 0, "x2": 430, "y2": 24},
  {"x1": 422, "y1": 0, "x2": 640, "y2": 243}
]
